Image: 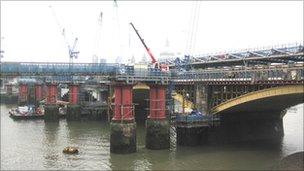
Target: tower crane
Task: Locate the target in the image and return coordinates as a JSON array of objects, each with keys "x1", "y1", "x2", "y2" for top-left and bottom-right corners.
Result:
[
  {"x1": 0, "y1": 37, "x2": 4, "y2": 62},
  {"x1": 49, "y1": 5, "x2": 79, "y2": 64},
  {"x1": 68, "y1": 37, "x2": 79, "y2": 63},
  {"x1": 129, "y1": 22, "x2": 169, "y2": 71}
]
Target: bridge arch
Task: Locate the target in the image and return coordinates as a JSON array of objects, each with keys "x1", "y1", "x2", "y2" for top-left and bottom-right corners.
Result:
[{"x1": 211, "y1": 85, "x2": 304, "y2": 115}]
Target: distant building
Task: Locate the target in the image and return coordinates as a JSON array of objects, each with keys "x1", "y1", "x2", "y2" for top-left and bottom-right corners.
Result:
[
  {"x1": 99, "y1": 58, "x2": 107, "y2": 63},
  {"x1": 92, "y1": 55, "x2": 107, "y2": 63},
  {"x1": 115, "y1": 56, "x2": 123, "y2": 64},
  {"x1": 139, "y1": 54, "x2": 148, "y2": 64},
  {"x1": 92, "y1": 55, "x2": 98, "y2": 63},
  {"x1": 159, "y1": 38, "x2": 181, "y2": 63}
]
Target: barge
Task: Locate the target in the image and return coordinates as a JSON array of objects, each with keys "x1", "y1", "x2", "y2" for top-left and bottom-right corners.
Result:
[{"x1": 9, "y1": 105, "x2": 44, "y2": 120}]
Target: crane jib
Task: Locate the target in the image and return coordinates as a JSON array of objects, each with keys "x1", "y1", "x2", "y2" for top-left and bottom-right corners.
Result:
[
  {"x1": 129, "y1": 22, "x2": 169, "y2": 71},
  {"x1": 130, "y1": 22, "x2": 156, "y2": 63}
]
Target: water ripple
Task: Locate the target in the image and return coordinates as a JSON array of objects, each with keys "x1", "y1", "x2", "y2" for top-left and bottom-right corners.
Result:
[{"x1": 1, "y1": 104, "x2": 303, "y2": 170}]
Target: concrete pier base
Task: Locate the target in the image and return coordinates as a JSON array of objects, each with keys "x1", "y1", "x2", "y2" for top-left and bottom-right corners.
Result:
[
  {"x1": 110, "y1": 122, "x2": 136, "y2": 154},
  {"x1": 66, "y1": 104, "x2": 81, "y2": 121},
  {"x1": 88, "y1": 109, "x2": 103, "y2": 120},
  {"x1": 44, "y1": 105, "x2": 59, "y2": 122},
  {"x1": 176, "y1": 112, "x2": 284, "y2": 146},
  {"x1": 208, "y1": 112, "x2": 284, "y2": 144},
  {"x1": 145, "y1": 119, "x2": 170, "y2": 150},
  {"x1": 0, "y1": 94, "x2": 18, "y2": 104},
  {"x1": 177, "y1": 126, "x2": 208, "y2": 146}
]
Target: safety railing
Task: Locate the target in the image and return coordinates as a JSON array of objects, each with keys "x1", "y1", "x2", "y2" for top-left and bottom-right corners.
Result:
[
  {"x1": 111, "y1": 104, "x2": 135, "y2": 123},
  {"x1": 172, "y1": 64, "x2": 304, "y2": 82},
  {"x1": 115, "y1": 68, "x2": 171, "y2": 84},
  {"x1": 144, "y1": 98, "x2": 168, "y2": 119},
  {"x1": 160, "y1": 43, "x2": 303, "y2": 65},
  {"x1": 1, "y1": 62, "x2": 303, "y2": 84},
  {"x1": 0, "y1": 62, "x2": 120, "y2": 76}
]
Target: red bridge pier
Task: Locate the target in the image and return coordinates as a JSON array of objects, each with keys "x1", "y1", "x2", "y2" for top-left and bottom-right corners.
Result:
[
  {"x1": 110, "y1": 84, "x2": 136, "y2": 154},
  {"x1": 34, "y1": 83, "x2": 44, "y2": 115},
  {"x1": 44, "y1": 83, "x2": 59, "y2": 121},
  {"x1": 34, "y1": 83, "x2": 43, "y2": 105},
  {"x1": 146, "y1": 85, "x2": 170, "y2": 150},
  {"x1": 18, "y1": 83, "x2": 28, "y2": 106},
  {"x1": 66, "y1": 83, "x2": 81, "y2": 121}
]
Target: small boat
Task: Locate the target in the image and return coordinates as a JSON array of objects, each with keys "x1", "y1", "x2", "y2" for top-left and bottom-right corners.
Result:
[{"x1": 9, "y1": 105, "x2": 44, "y2": 120}]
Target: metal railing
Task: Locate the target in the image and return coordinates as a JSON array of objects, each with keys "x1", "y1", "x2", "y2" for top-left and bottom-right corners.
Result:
[
  {"x1": 160, "y1": 43, "x2": 304, "y2": 65},
  {"x1": 172, "y1": 64, "x2": 304, "y2": 82},
  {"x1": 115, "y1": 68, "x2": 171, "y2": 84},
  {"x1": 1, "y1": 61, "x2": 303, "y2": 84},
  {"x1": 0, "y1": 62, "x2": 120, "y2": 76}
]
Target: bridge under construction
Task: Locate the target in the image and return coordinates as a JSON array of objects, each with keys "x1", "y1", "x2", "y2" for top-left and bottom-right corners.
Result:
[{"x1": 1, "y1": 43, "x2": 303, "y2": 153}]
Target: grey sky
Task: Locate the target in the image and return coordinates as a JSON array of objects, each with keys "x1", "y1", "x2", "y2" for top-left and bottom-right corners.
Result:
[{"x1": 1, "y1": 1, "x2": 303, "y2": 63}]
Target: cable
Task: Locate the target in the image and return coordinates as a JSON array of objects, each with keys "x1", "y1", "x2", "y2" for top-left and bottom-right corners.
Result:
[
  {"x1": 49, "y1": 5, "x2": 71, "y2": 59},
  {"x1": 93, "y1": 11, "x2": 103, "y2": 59},
  {"x1": 111, "y1": 1, "x2": 123, "y2": 63},
  {"x1": 190, "y1": 1, "x2": 201, "y2": 56},
  {"x1": 184, "y1": 1, "x2": 201, "y2": 58},
  {"x1": 184, "y1": 2, "x2": 196, "y2": 56},
  {"x1": 188, "y1": 1, "x2": 198, "y2": 55}
]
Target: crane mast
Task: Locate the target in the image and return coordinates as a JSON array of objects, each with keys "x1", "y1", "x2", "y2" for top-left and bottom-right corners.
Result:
[
  {"x1": 49, "y1": 5, "x2": 79, "y2": 64},
  {"x1": 0, "y1": 37, "x2": 4, "y2": 62}
]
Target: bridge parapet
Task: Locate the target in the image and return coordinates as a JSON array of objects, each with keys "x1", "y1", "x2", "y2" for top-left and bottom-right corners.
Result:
[
  {"x1": 0, "y1": 62, "x2": 171, "y2": 84},
  {"x1": 0, "y1": 62, "x2": 120, "y2": 76},
  {"x1": 115, "y1": 70, "x2": 170, "y2": 85},
  {"x1": 173, "y1": 64, "x2": 304, "y2": 84},
  {"x1": 162, "y1": 43, "x2": 303, "y2": 68}
]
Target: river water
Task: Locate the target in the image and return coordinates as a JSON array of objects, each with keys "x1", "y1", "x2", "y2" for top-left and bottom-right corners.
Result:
[{"x1": 1, "y1": 104, "x2": 303, "y2": 170}]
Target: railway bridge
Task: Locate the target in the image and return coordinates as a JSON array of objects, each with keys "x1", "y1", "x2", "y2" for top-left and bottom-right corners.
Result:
[
  {"x1": 169, "y1": 44, "x2": 304, "y2": 145},
  {"x1": 0, "y1": 44, "x2": 303, "y2": 152},
  {"x1": 171, "y1": 64, "x2": 303, "y2": 145}
]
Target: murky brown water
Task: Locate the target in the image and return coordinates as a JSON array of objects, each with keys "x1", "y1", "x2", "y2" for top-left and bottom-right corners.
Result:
[{"x1": 1, "y1": 104, "x2": 303, "y2": 170}]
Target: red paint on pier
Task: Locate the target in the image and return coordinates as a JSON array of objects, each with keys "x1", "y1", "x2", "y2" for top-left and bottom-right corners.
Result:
[
  {"x1": 112, "y1": 85, "x2": 134, "y2": 121},
  {"x1": 69, "y1": 84, "x2": 79, "y2": 105},
  {"x1": 19, "y1": 84, "x2": 28, "y2": 103},
  {"x1": 46, "y1": 84, "x2": 57, "y2": 104},
  {"x1": 35, "y1": 84, "x2": 43, "y2": 102},
  {"x1": 148, "y1": 85, "x2": 166, "y2": 119}
]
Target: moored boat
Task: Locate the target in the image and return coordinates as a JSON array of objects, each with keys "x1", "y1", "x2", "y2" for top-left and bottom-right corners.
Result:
[{"x1": 9, "y1": 105, "x2": 44, "y2": 120}]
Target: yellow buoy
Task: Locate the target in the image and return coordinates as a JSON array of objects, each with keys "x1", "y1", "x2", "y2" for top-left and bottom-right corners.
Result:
[{"x1": 63, "y1": 147, "x2": 79, "y2": 154}]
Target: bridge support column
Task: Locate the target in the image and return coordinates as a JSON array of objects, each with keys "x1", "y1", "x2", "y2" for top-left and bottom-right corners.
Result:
[
  {"x1": 18, "y1": 83, "x2": 28, "y2": 106},
  {"x1": 3, "y1": 84, "x2": 16, "y2": 103},
  {"x1": 97, "y1": 87, "x2": 107, "y2": 102},
  {"x1": 6, "y1": 84, "x2": 13, "y2": 95},
  {"x1": 44, "y1": 83, "x2": 59, "y2": 122},
  {"x1": 34, "y1": 84, "x2": 43, "y2": 115},
  {"x1": 195, "y1": 84, "x2": 209, "y2": 114},
  {"x1": 110, "y1": 84, "x2": 136, "y2": 154},
  {"x1": 146, "y1": 85, "x2": 170, "y2": 150},
  {"x1": 177, "y1": 125, "x2": 209, "y2": 146},
  {"x1": 67, "y1": 84, "x2": 81, "y2": 121},
  {"x1": 35, "y1": 84, "x2": 43, "y2": 106}
]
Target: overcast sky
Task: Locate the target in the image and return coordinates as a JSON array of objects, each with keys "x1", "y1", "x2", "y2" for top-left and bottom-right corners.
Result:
[{"x1": 1, "y1": 1, "x2": 303, "y2": 63}]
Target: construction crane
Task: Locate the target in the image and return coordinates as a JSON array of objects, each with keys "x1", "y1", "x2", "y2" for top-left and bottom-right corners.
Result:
[
  {"x1": 0, "y1": 50, "x2": 4, "y2": 62},
  {"x1": 129, "y1": 22, "x2": 169, "y2": 71},
  {"x1": 68, "y1": 37, "x2": 79, "y2": 64},
  {"x1": 0, "y1": 37, "x2": 4, "y2": 62},
  {"x1": 49, "y1": 5, "x2": 79, "y2": 64}
]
